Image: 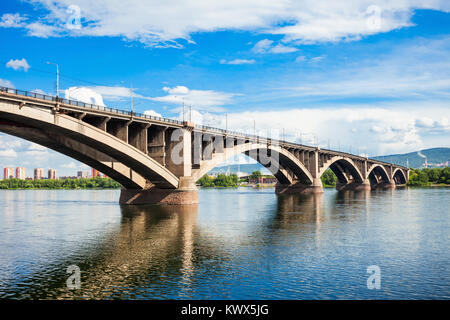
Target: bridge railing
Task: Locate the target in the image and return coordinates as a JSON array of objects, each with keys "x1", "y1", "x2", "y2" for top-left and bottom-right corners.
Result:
[
  {"x1": 195, "y1": 124, "x2": 260, "y2": 139},
  {"x1": 0, "y1": 86, "x2": 184, "y2": 126}
]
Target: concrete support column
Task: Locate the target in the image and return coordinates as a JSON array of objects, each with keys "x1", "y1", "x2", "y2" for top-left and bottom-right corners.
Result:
[
  {"x1": 202, "y1": 134, "x2": 214, "y2": 160},
  {"x1": 213, "y1": 135, "x2": 224, "y2": 154},
  {"x1": 115, "y1": 120, "x2": 131, "y2": 142},
  {"x1": 121, "y1": 127, "x2": 198, "y2": 205},
  {"x1": 98, "y1": 116, "x2": 111, "y2": 131},
  {"x1": 192, "y1": 131, "x2": 202, "y2": 168},
  {"x1": 148, "y1": 126, "x2": 167, "y2": 165},
  {"x1": 309, "y1": 149, "x2": 323, "y2": 192},
  {"x1": 129, "y1": 123, "x2": 150, "y2": 153},
  {"x1": 165, "y1": 128, "x2": 193, "y2": 178},
  {"x1": 224, "y1": 136, "x2": 234, "y2": 149},
  {"x1": 311, "y1": 149, "x2": 320, "y2": 179},
  {"x1": 363, "y1": 159, "x2": 368, "y2": 180}
]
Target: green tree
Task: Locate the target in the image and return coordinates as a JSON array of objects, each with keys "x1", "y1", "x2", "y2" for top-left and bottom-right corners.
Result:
[
  {"x1": 439, "y1": 167, "x2": 450, "y2": 184},
  {"x1": 321, "y1": 169, "x2": 337, "y2": 187},
  {"x1": 408, "y1": 169, "x2": 429, "y2": 186},
  {"x1": 197, "y1": 175, "x2": 215, "y2": 187},
  {"x1": 250, "y1": 170, "x2": 262, "y2": 179},
  {"x1": 427, "y1": 168, "x2": 441, "y2": 183}
]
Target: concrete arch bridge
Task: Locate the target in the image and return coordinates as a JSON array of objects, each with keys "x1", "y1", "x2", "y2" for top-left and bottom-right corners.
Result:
[{"x1": 0, "y1": 88, "x2": 408, "y2": 204}]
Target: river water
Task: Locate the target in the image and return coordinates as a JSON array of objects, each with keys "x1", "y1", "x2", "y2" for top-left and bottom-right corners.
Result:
[{"x1": 0, "y1": 187, "x2": 448, "y2": 299}]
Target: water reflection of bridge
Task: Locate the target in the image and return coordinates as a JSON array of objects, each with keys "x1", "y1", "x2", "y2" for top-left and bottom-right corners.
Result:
[{"x1": 1, "y1": 189, "x2": 400, "y2": 299}]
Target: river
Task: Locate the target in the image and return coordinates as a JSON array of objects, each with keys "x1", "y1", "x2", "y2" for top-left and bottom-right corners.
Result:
[{"x1": 0, "y1": 187, "x2": 448, "y2": 299}]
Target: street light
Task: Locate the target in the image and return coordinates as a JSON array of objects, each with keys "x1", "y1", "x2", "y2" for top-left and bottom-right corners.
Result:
[
  {"x1": 46, "y1": 61, "x2": 59, "y2": 97},
  {"x1": 225, "y1": 113, "x2": 228, "y2": 131},
  {"x1": 121, "y1": 81, "x2": 133, "y2": 115},
  {"x1": 173, "y1": 96, "x2": 186, "y2": 122}
]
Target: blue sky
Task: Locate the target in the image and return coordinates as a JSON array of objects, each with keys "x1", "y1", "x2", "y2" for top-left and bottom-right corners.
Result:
[{"x1": 0, "y1": 1, "x2": 449, "y2": 176}]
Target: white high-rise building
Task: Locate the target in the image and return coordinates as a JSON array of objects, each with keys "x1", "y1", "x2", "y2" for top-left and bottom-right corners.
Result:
[{"x1": 15, "y1": 167, "x2": 26, "y2": 180}]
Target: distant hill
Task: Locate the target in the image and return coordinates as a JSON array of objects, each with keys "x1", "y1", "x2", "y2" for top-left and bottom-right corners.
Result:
[
  {"x1": 373, "y1": 147, "x2": 450, "y2": 168},
  {"x1": 207, "y1": 148, "x2": 450, "y2": 174}
]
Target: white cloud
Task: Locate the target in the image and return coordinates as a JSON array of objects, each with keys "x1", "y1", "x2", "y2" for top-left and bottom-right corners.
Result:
[
  {"x1": 204, "y1": 102, "x2": 450, "y2": 155},
  {"x1": 25, "y1": 22, "x2": 60, "y2": 38},
  {"x1": 31, "y1": 89, "x2": 50, "y2": 95},
  {"x1": 144, "y1": 109, "x2": 162, "y2": 118},
  {"x1": 3, "y1": 1, "x2": 447, "y2": 47},
  {"x1": 62, "y1": 85, "x2": 235, "y2": 112},
  {"x1": 252, "y1": 39, "x2": 273, "y2": 53},
  {"x1": 6, "y1": 58, "x2": 30, "y2": 71},
  {"x1": 64, "y1": 85, "x2": 145, "y2": 104},
  {"x1": 370, "y1": 125, "x2": 387, "y2": 134},
  {"x1": 151, "y1": 86, "x2": 236, "y2": 111},
  {"x1": 24, "y1": 150, "x2": 48, "y2": 157},
  {"x1": 252, "y1": 39, "x2": 298, "y2": 54},
  {"x1": 28, "y1": 143, "x2": 47, "y2": 151},
  {"x1": 415, "y1": 117, "x2": 435, "y2": 128},
  {"x1": 0, "y1": 149, "x2": 18, "y2": 158},
  {"x1": 0, "y1": 13, "x2": 27, "y2": 28},
  {"x1": 415, "y1": 117, "x2": 450, "y2": 133},
  {"x1": 65, "y1": 86, "x2": 106, "y2": 106},
  {"x1": 163, "y1": 86, "x2": 189, "y2": 95},
  {"x1": 0, "y1": 78, "x2": 14, "y2": 88},
  {"x1": 270, "y1": 44, "x2": 299, "y2": 54},
  {"x1": 61, "y1": 161, "x2": 77, "y2": 169},
  {"x1": 310, "y1": 55, "x2": 326, "y2": 63},
  {"x1": 220, "y1": 59, "x2": 256, "y2": 65}
]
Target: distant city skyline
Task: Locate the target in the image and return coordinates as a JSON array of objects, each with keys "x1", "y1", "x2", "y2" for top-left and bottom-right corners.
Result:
[{"x1": 1, "y1": 165, "x2": 104, "y2": 180}]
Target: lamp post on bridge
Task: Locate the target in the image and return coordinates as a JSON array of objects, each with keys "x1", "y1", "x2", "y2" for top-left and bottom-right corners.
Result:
[
  {"x1": 46, "y1": 61, "x2": 59, "y2": 98},
  {"x1": 225, "y1": 113, "x2": 228, "y2": 132},
  {"x1": 121, "y1": 81, "x2": 133, "y2": 116},
  {"x1": 173, "y1": 96, "x2": 186, "y2": 122}
]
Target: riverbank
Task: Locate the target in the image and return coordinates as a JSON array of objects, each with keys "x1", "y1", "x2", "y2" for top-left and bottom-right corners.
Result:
[{"x1": 0, "y1": 177, "x2": 121, "y2": 190}]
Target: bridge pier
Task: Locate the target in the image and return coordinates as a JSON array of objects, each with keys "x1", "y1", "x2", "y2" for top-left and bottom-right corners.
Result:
[
  {"x1": 119, "y1": 177, "x2": 198, "y2": 205},
  {"x1": 373, "y1": 180, "x2": 396, "y2": 190},
  {"x1": 275, "y1": 178, "x2": 324, "y2": 195},
  {"x1": 336, "y1": 179, "x2": 371, "y2": 191}
]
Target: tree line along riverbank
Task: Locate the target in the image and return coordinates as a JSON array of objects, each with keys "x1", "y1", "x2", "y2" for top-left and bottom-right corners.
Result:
[
  {"x1": 197, "y1": 167, "x2": 450, "y2": 188},
  {"x1": 0, "y1": 177, "x2": 122, "y2": 189},
  {"x1": 407, "y1": 167, "x2": 450, "y2": 186},
  {"x1": 0, "y1": 168, "x2": 448, "y2": 190}
]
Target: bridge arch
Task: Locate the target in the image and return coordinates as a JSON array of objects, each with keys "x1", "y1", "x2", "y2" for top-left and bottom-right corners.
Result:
[
  {"x1": 367, "y1": 164, "x2": 390, "y2": 185},
  {"x1": 318, "y1": 156, "x2": 365, "y2": 184},
  {"x1": 392, "y1": 168, "x2": 407, "y2": 185},
  {"x1": 0, "y1": 122, "x2": 146, "y2": 189},
  {"x1": 0, "y1": 102, "x2": 179, "y2": 189},
  {"x1": 191, "y1": 142, "x2": 314, "y2": 185}
]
